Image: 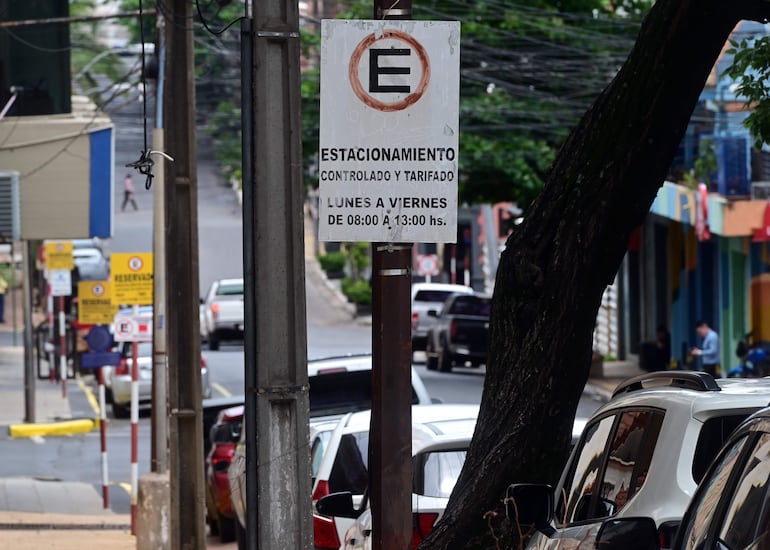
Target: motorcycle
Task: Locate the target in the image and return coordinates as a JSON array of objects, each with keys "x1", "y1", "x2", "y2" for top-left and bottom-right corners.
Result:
[{"x1": 727, "y1": 332, "x2": 770, "y2": 378}]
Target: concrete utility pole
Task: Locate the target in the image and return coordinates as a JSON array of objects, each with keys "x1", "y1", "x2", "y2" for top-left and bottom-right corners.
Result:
[
  {"x1": 369, "y1": 2, "x2": 414, "y2": 549},
  {"x1": 243, "y1": 0, "x2": 311, "y2": 547},
  {"x1": 163, "y1": 1, "x2": 205, "y2": 548}
]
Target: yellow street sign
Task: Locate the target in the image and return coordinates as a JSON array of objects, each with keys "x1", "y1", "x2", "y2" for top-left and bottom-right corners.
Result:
[
  {"x1": 111, "y1": 252, "x2": 154, "y2": 306},
  {"x1": 45, "y1": 241, "x2": 74, "y2": 270},
  {"x1": 78, "y1": 281, "x2": 117, "y2": 325}
]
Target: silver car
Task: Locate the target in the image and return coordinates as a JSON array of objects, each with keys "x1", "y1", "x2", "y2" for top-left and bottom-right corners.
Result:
[{"x1": 104, "y1": 341, "x2": 212, "y2": 418}]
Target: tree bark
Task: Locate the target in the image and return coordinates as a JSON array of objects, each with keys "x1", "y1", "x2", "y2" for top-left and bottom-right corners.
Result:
[{"x1": 423, "y1": 1, "x2": 768, "y2": 548}]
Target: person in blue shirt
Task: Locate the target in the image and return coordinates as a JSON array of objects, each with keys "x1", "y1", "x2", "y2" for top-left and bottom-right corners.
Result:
[{"x1": 691, "y1": 320, "x2": 720, "y2": 377}]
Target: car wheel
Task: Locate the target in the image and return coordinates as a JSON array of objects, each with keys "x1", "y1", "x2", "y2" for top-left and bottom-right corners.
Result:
[
  {"x1": 425, "y1": 341, "x2": 438, "y2": 371},
  {"x1": 219, "y1": 515, "x2": 236, "y2": 543},
  {"x1": 439, "y1": 343, "x2": 453, "y2": 373},
  {"x1": 208, "y1": 333, "x2": 220, "y2": 351},
  {"x1": 235, "y1": 519, "x2": 246, "y2": 550},
  {"x1": 112, "y1": 401, "x2": 130, "y2": 419}
]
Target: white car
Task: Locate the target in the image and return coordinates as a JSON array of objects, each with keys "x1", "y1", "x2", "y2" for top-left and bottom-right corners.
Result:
[
  {"x1": 411, "y1": 283, "x2": 473, "y2": 351},
  {"x1": 507, "y1": 371, "x2": 770, "y2": 550},
  {"x1": 311, "y1": 404, "x2": 480, "y2": 550},
  {"x1": 202, "y1": 278, "x2": 244, "y2": 350},
  {"x1": 104, "y1": 341, "x2": 212, "y2": 418}
]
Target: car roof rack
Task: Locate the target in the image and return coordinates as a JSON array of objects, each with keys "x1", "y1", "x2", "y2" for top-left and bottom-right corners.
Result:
[{"x1": 612, "y1": 371, "x2": 721, "y2": 398}]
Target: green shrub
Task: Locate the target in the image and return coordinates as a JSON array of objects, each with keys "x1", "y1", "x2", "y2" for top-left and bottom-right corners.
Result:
[
  {"x1": 318, "y1": 251, "x2": 346, "y2": 273},
  {"x1": 341, "y1": 277, "x2": 371, "y2": 305}
]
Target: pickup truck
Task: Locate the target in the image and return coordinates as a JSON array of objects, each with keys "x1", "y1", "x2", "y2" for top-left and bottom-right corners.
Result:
[
  {"x1": 411, "y1": 283, "x2": 473, "y2": 351},
  {"x1": 202, "y1": 278, "x2": 244, "y2": 351},
  {"x1": 425, "y1": 292, "x2": 491, "y2": 372}
]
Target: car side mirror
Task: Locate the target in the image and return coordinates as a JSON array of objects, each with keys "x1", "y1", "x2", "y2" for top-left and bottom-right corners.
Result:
[
  {"x1": 595, "y1": 517, "x2": 660, "y2": 550},
  {"x1": 316, "y1": 491, "x2": 364, "y2": 519},
  {"x1": 505, "y1": 483, "x2": 553, "y2": 532},
  {"x1": 427, "y1": 309, "x2": 438, "y2": 318}
]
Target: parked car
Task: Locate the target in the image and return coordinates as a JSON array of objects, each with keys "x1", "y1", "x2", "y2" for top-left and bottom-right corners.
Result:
[
  {"x1": 73, "y1": 246, "x2": 110, "y2": 281},
  {"x1": 202, "y1": 278, "x2": 244, "y2": 350},
  {"x1": 425, "y1": 292, "x2": 491, "y2": 372},
  {"x1": 506, "y1": 371, "x2": 770, "y2": 549},
  {"x1": 228, "y1": 354, "x2": 435, "y2": 549},
  {"x1": 411, "y1": 283, "x2": 473, "y2": 352},
  {"x1": 673, "y1": 405, "x2": 770, "y2": 549},
  {"x1": 316, "y1": 411, "x2": 589, "y2": 550},
  {"x1": 314, "y1": 404, "x2": 480, "y2": 550},
  {"x1": 205, "y1": 405, "x2": 243, "y2": 543},
  {"x1": 103, "y1": 341, "x2": 212, "y2": 418}
]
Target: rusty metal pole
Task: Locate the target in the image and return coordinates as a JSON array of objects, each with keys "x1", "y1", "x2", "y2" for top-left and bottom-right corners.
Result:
[{"x1": 369, "y1": 3, "x2": 414, "y2": 549}]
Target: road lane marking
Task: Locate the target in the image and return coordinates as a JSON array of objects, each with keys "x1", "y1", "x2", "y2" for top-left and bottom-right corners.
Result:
[
  {"x1": 78, "y1": 376, "x2": 101, "y2": 419},
  {"x1": 212, "y1": 382, "x2": 232, "y2": 397}
]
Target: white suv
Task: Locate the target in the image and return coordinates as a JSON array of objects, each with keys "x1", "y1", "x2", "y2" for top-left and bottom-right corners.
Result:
[{"x1": 507, "y1": 372, "x2": 770, "y2": 549}]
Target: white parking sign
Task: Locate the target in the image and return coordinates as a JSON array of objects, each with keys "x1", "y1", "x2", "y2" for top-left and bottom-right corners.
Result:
[{"x1": 319, "y1": 20, "x2": 460, "y2": 243}]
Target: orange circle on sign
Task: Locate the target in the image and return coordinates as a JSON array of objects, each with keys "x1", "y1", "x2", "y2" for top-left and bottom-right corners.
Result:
[
  {"x1": 348, "y1": 29, "x2": 430, "y2": 112},
  {"x1": 128, "y1": 256, "x2": 143, "y2": 272}
]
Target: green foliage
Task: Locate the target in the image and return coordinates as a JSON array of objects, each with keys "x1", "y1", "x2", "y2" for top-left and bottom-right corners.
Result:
[
  {"x1": 208, "y1": 101, "x2": 242, "y2": 183},
  {"x1": 342, "y1": 242, "x2": 370, "y2": 281},
  {"x1": 727, "y1": 37, "x2": 770, "y2": 147},
  {"x1": 341, "y1": 277, "x2": 372, "y2": 305},
  {"x1": 318, "y1": 251, "x2": 347, "y2": 273}
]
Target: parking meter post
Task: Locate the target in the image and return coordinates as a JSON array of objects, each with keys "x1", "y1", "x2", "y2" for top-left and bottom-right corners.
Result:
[{"x1": 369, "y1": 3, "x2": 414, "y2": 549}]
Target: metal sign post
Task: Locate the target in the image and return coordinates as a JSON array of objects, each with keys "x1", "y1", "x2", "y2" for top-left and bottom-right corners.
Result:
[{"x1": 319, "y1": 6, "x2": 460, "y2": 548}]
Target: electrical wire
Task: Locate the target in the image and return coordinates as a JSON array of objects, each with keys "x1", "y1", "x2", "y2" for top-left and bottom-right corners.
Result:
[{"x1": 194, "y1": 0, "x2": 247, "y2": 36}]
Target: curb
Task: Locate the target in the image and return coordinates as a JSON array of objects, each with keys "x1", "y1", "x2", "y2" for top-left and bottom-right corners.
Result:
[{"x1": 8, "y1": 418, "x2": 95, "y2": 438}]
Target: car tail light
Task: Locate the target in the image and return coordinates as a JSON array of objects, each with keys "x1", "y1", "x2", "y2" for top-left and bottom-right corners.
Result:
[
  {"x1": 313, "y1": 513, "x2": 340, "y2": 550},
  {"x1": 200, "y1": 354, "x2": 206, "y2": 370},
  {"x1": 449, "y1": 319, "x2": 458, "y2": 340},
  {"x1": 210, "y1": 302, "x2": 219, "y2": 321},
  {"x1": 312, "y1": 479, "x2": 330, "y2": 502},
  {"x1": 317, "y1": 368, "x2": 347, "y2": 375},
  {"x1": 411, "y1": 512, "x2": 439, "y2": 548},
  {"x1": 411, "y1": 311, "x2": 419, "y2": 330},
  {"x1": 115, "y1": 358, "x2": 130, "y2": 376}
]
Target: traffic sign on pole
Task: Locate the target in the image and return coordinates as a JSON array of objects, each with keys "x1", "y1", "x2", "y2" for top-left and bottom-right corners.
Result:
[
  {"x1": 45, "y1": 241, "x2": 74, "y2": 270},
  {"x1": 111, "y1": 252, "x2": 154, "y2": 306},
  {"x1": 78, "y1": 281, "x2": 117, "y2": 325},
  {"x1": 416, "y1": 254, "x2": 439, "y2": 277},
  {"x1": 318, "y1": 20, "x2": 461, "y2": 243},
  {"x1": 49, "y1": 269, "x2": 72, "y2": 297}
]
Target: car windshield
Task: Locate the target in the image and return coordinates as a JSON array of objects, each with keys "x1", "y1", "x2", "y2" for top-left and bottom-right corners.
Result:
[
  {"x1": 447, "y1": 296, "x2": 491, "y2": 316},
  {"x1": 216, "y1": 282, "x2": 243, "y2": 296},
  {"x1": 414, "y1": 290, "x2": 456, "y2": 303},
  {"x1": 309, "y1": 369, "x2": 419, "y2": 417}
]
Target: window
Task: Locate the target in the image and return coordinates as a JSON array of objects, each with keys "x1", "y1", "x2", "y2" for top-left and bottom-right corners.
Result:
[
  {"x1": 600, "y1": 410, "x2": 663, "y2": 515},
  {"x1": 328, "y1": 431, "x2": 369, "y2": 495},
  {"x1": 216, "y1": 282, "x2": 243, "y2": 296},
  {"x1": 417, "y1": 450, "x2": 467, "y2": 499},
  {"x1": 414, "y1": 290, "x2": 456, "y2": 303},
  {"x1": 560, "y1": 415, "x2": 615, "y2": 524},
  {"x1": 559, "y1": 409, "x2": 664, "y2": 525},
  {"x1": 680, "y1": 435, "x2": 751, "y2": 550},
  {"x1": 718, "y1": 433, "x2": 770, "y2": 549},
  {"x1": 448, "y1": 296, "x2": 491, "y2": 317},
  {"x1": 310, "y1": 431, "x2": 332, "y2": 480},
  {"x1": 692, "y1": 414, "x2": 751, "y2": 483},
  {"x1": 309, "y1": 370, "x2": 419, "y2": 416}
]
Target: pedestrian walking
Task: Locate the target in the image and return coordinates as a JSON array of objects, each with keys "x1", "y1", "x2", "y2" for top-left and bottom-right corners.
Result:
[
  {"x1": 691, "y1": 320, "x2": 720, "y2": 377},
  {"x1": 0, "y1": 270, "x2": 7, "y2": 323},
  {"x1": 121, "y1": 173, "x2": 138, "y2": 211}
]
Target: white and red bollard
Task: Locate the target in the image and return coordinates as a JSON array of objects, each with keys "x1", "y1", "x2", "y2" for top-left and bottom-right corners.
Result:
[{"x1": 97, "y1": 367, "x2": 109, "y2": 509}]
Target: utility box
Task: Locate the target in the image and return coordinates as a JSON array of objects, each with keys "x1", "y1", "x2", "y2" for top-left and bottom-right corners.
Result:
[{"x1": 0, "y1": 170, "x2": 21, "y2": 241}]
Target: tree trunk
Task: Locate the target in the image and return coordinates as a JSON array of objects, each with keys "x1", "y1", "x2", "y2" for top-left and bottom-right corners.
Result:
[{"x1": 423, "y1": 1, "x2": 767, "y2": 548}]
